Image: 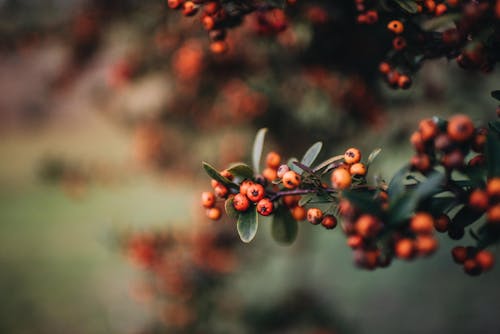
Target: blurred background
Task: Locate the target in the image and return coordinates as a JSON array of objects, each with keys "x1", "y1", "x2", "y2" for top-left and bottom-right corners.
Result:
[{"x1": 1, "y1": 0, "x2": 500, "y2": 333}]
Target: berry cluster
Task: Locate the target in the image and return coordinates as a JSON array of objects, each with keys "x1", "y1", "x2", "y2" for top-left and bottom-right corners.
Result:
[
  {"x1": 452, "y1": 245, "x2": 495, "y2": 276},
  {"x1": 201, "y1": 110, "x2": 500, "y2": 275}
]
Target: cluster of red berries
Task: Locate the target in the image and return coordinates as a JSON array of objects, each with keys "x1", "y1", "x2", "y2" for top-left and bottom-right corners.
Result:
[
  {"x1": 468, "y1": 178, "x2": 500, "y2": 225},
  {"x1": 409, "y1": 114, "x2": 486, "y2": 173},
  {"x1": 452, "y1": 246, "x2": 495, "y2": 276}
]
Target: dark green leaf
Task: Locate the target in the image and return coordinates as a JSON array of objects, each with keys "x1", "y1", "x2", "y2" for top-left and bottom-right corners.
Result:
[
  {"x1": 452, "y1": 206, "x2": 484, "y2": 229},
  {"x1": 237, "y1": 208, "x2": 258, "y2": 243},
  {"x1": 392, "y1": 0, "x2": 418, "y2": 13},
  {"x1": 388, "y1": 193, "x2": 417, "y2": 225},
  {"x1": 489, "y1": 120, "x2": 500, "y2": 134},
  {"x1": 486, "y1": 130, "x2": 500, "y2": 177},
  {"x1": 300, "y1": 142, "x2": 323, "y2": 169},
  {"x1": 252, "y1": 128, "x2": 267, "y2": 173},
  {"x1": 298, "y1": 193, "x2": 315, "y2": 207},
  {"x1": 224, "y1": 197, "x2": 239, "y2": 219},
  {"x1": 342, "y1": 190, "x2": 382, "y2": 217},
  {"x1": 271, "y1": 208, "x2": 298, "y2": 245},
  {"x1": 421, "y1": 13, "x2": 462, "y2": 30},
  {"x1": 288, "y1": 157, "x2": 301, "y2": 173},
  {"x1": 413, "y1": 171, "x2": 445, "y2": 199},
  {"x1": 387, "y1": 164, "x2": 410, "y2": 198},
  {"x1": 292, "y1": 161, "x2": 315, "y2": 174},
  {"x1": 313, "y1": 155, "x2": 344, "y2": 173},
  {"x1": 202, "y1": 162, "x2": 238, "y2": 189},
  {"x1": 426, "y1": 196, "x2": 457, "y2": 216},
  {"x1": 491, "y1": 90, "x2": 500, "y2": 101},
  {"x1": 227, "y1": 163, "x2": 254, "y2": 179}
]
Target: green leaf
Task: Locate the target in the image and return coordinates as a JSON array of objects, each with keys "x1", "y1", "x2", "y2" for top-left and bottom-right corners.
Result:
[
  {"x1": 224, "y1": 197, "x2": 239, "y2": 219},
  {"x1": 237, "y1": 208, "x2": 259, "y2": 243},
  {"x1": 367, "y1": 148, "x2": 382, "y2": 165},
  {"x1": 298, "y1": 193, "x2": 315, "y2": 207},
  {"x1": 387, "y1": 164, "x2": 410, "y2": 198},
  {"x1": 413, "y1": 171, "x2": 445, "y2": 199},
  {"x1": 300, "y1": 142, "x2": 323, "y2": 169},
  {"x1": 342, "y1": 190, "x2": 383, "y2": 217},
  {"x1": 202, "y1": 162, "x2": 238, "y2": 189},
  {"x1": 452, "y1": 206, "x2": 484, "y2": 229},
  {"x1": 288, "y1": 157, "x2": 301, "y2": 174},
  {"x1": 313, "y1": 155, "x2": 344, "y2": 173},
  {"x1": 491, "y1": 90, "x2": 500, "y2": 101},
  {"x1": 227, "y1": 163, "x2": 254, "y2": 179},
  {"x1": 421, "y1": 13, "x2": 462, "y2": 31},
  {"x1": 489, "y1": 120, "x2": 500, "y2": 134},
  {"x1": 392, "y1": 0, "x2": 418, "y2": 13},
  {"x1": 271, "y1": 208, "x2": 298, "y2": 245},
  {"x1": 292, "y1": 161, "x2": 315, "y2": 174},
  {"x1": 252, "y1": 128, "x2": 267, "y2": 173},
  {"x1": 486, "y1": 129, "x2": 500, "y2": 178}
]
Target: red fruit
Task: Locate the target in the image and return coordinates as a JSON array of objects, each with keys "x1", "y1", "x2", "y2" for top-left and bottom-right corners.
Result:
[
  {"x1": 201, "y1": 191, "x2": 216, "y2": 208},
  {"x1": 475, "y1": 250, "x2": 495, "y2": 271},
  {"x1": 307, "y1": 208, "x2": 323, "y2": 225},
  {"x1": 282, "y1": 170, "x2": 301, "y2": 189},
  {"x1": 395, "y1": 238, "x2": 415, "y2": 260},
  {"x1": 233, "y1": 193, "x2": 250, "y2": 212},
  {"x1": 256, "y1": 198, "x2": 274, "y2": 216},
  {"x1": 451, "y1": 246, "x2": 467, "y2": 264},
  {"x1": 321, "y1": 215, "x2": 337, "y2": 229},
  {"x1": 246, "y1": 183, "x2": 265, "y2": 202}
]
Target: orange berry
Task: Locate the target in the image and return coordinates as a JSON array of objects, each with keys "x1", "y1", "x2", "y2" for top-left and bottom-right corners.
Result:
[
  {"x1": 475, "y1": 250, "x2": 495, "y2": 271},
  {"x1": 415, "y1": 235, "x2": 438, "y2": 256},
  {"x1": 447, "y1": 0, "x2": 458, "y2": 6},
  {"x1": 410, "y1": 154, "x2": 431, "y2": 172},
  {"x1": 451, "y1": 246, "x2": 468, "y2": 263},
  {"x1": 463, "y1": 259, "x2": 482, "y2": 276},
  {"x1": 246, "y1": 183, "x2": 265, "y2": 202},
  {"x1": 214, "y1": 184, "x2": 228, "y2": 198},
  {"x1": 425, "y1": 0, "x2": 436, "y2": 12},
  {"x1": 398, "y1": 75, "x2": 411, "y2": 89},
  {"x1": 202, "y1": 15, "x2": 215, "y2": 30},
  {"x1": 239, "y1": 180, "x2": 254, "y2": 195},
  {"x1": 206, "y1": 207, "x2": 222, "y2": 220},
  {"x1": 211, "y1": 179, "x2": 219, "y2": 188},
  {"x1": 418, "y1": 118, "x2": 438, "y2": 142},
  {"x1": 256, "y1": 198, "x2": 274, "y2": 216},
  {"x1": 331, "y1": 168, "x2": 352, "y2": 190},
  {"x1": 277, "y1": 164, "x2": 290, "y2": 178},
  {"x1": 168, "y1": 0, "x2": 182, "y2": 9},
  {"x1": 233, "y1": 193, "x2": 250, "y2": 212},
  {"x1": 487, "y1": 204, "x2": 500, "y2": 224},
  {"x1": 355, "y1": 214, "x2": 382, "y2": 238},
  {"x1": 350, "y1": 163, "x2": 367, "y2": 176},
  {"x1": 347, "y1": 235, "x2": 363, "y2": 248},
  {"x1": 282, "y1": 194, "x2": 300, "y2": 208},
  {"x1": 210, "y1": 41, "x2": 228, "y2": 54},
  {"x1": 321, "y1": 214, "x2": 337, "y2": 229},
  {"x1": 282, "y1": 170, "x2": 301, "y2": 189},
  {"x1": 410, "y1": 212, "x2": 434, "y2": 234},
  {"x1": 220, "y1": 170, "x2": 233, "y2": 180},
  {"x1": 395, "y1": 238, "x2": 415, "y2": 260},
  {"x1": 262, "y1": 167, "x2": 278, "y2": 182},
  {"x1": 468, "y1": 189, "x2": 489, "y2": 212},
  {"x1": 204, "y1": 1, "x2": 219, "y2": 15},
  {"x1": 201, "y1": 191, "x2": 216, "y2": 208},
  {"x1": 441, "y1": 149, "x2": 465, "y2": 169},
  {"x1": 393, "y1": 36, "x2": 407, "y2": 51},
  {"x1": 344, "y1": 147, "x2": 361, "y2": 164},
  {"x1": 291, "y1": 206, "x2": 306, "y2": 221},
  {"x1": 435, "y1": 3, "x2": 447, "y2": 16},
  {"x1": 410, "y1": 131, "x2": 425, "y2": 152},
  {"x1": 387, "y1": 20, "x2": 404, "y2": 34},
  {"x1": 379, "y1": 62, "x2": 391, "y2": 74},
  {"x1": 182, "y1": 1, "x2": 198, "y2": 16},
  {"x1": 365, "y1": 10, "x2": 378, "y2": 24},
  {"x1": 434, "y1": 214, "x2": 450, "y2": 233},
  {"x1": 447, "y1": 114, "x2": 474, "y2": 142},
  {"x1": 487, "y1": 177, "x2": 500, "y2": 198},
  {"x1": 307, "y1": 208, "x2": 323, "y2": 225},
  {"x1": 338, "y1": 199, "x2": 356, "y2": 218},
  {"x1": 266, "y1": 151, "x2": 281, "y2": 169}
]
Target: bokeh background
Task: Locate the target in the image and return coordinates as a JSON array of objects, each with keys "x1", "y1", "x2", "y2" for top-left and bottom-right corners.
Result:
[{"x1": 1, "y1": 0, "x2": 500, "y2": 333}]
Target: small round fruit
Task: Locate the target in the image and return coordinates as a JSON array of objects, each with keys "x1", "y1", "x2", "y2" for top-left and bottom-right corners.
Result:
[
  {"x1": 410, "y1": 212, "x2": 434, "y2": 234},
  {"x1": 202, "y1": 15, "x2": 215, "y2": 30},
  {"x1": 256, "y1": 198, "x2": 274, "y2": 216},
  {"x1": 347, "y1": 235, "x2": 363, "y2": 248},
  {"x1": 344, "y1": 148, "x2": 361, "y2": 164},
  {"x1": 182, "y1": 1, "x2": 198, "y2": 16},
  {"x1": 355, "y1": 214, "x2": 381, "y2": 239},
  {"x1": 266, "y1": 151, "x2": 281, "y2": 169},
  {"x1": 451, "y1": 246, "x2": 467, "y2": 264},
  {"x1": 201, "y1": 191, "x2": 216, "y2": 208},
  {"x1": 350, "y1": 163, "x2": 367, "y2": 176},
  {"x1": 395, "y1": 238, "x2": 415, "y2": 260},
  {"x1": 262, "y1": 167, "x2": 278, "y2": 182},
  {"x1": 379, "y1": 62, "x2": 391, "y2": 74},
  {"x1": 415, "y1": 235, "x2": 438, "y2": 256},
  {"x1": 487, "y1": 177, "x2": 500, "y2": 198},
  {"x1": 398, "y1": 75, "x2": 411, "y2": 89},
  {"x1": 239, "y1": 180, "x2": 254, "y2": 195},
  {"x1": 282, "y1": 170, "x2": 301, "y2": 189},
  {"x1": 387, "y1": 20, "x2": 404, "y2": 34},
  {"x1": 206, "y1": 207, "x2": 222, "y2": 220},
  {"x1": 246, "y1": 183, "x2": 265, "y2": 202},
  {"x1": 418, "y1": 118, "x2": 438, "y2": 142},
  {"x1": 463, "y1": 259, "x2": 482, "y2": 276},
  {"x1": 410, "y1": 131, "x2": 425, "y2": 152},
  {"x1": 321, "y1": 215, "x2": 337, "y2": 229},
  {"x1": 307, "y1": 208, "x2": 323, "y2": 225},
  {"x1": 487, "y1": 204, "x2": 500, "y2": 224},
  {"x1": 220, "y1": 170, "x2": 234, "y2": 180},
  {"x1": 338, "y1": 199, "x2": 356, "y2": 218},
  {"x1": 233, "y1": 193, "x2": 250, "y2": 212},
  {"x1": 168, "y1": 0, "x2": 182, "y2": 9},
  {"x1": 214, "y1": 184, "x2": 229, "y2": 198},
  {"x1": 472, "y1": 128, "x2": 487, "y2": 152},
  {"x1": 410, "y1": 154, "x2": 431, "y2": 172},
  {"x1": 392, "y1": 36, "x2": 407, "y2": 51},
  {"x1": 276, "y1": 164, "x2": 290, "y2": 178},
  {"x1": 447, "y1": 114, "x2": 474, "y2": 142},
  {"x1": 210, "y1": 40, "x2": 228, "y2": 54},
  {"x1": 434, "y1": 214, "x2": 450, "y2": 233},
  {"x1": 282, "y1": 195, "x2": 300, "y2": 208},
  {"x1": 331, "y1": 168, "x2": 352, "y2": 190},
  {"x1": 468, "y1": 189, "x2": 489, "y2": 212},
  {"x1": 291, "y1": 206, "x2": 306, "y2": 221},
  {"x1": 475, "y1": 250, "x2": 495, "y2": 271}
]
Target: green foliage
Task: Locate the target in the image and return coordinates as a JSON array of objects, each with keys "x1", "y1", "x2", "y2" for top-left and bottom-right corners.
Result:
[
  {"x1": 252, "y1": 128, "x2": 268, "y2": 173},
  {"x1": 237, "y1": 208, "x2": 259, "y2": 243},
  {"x1": 271, "y1": 207, "x2": 298, "y2": 244}
]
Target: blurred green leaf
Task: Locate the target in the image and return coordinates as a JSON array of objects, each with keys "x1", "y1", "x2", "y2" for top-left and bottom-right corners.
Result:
[
  {"x1": 392, "y1": 0, "x2": 418, "y2": 13},
  {"x1": 421, "y1": 13, "x2": 462, "y2": 30},
  {"x1": 367, "y1": 148, "x2": 382, "y2": 165},
  {"x1": 252, "y1": 128, "x2": 268, "y2": 173},
  {"x1": 452, "y1": 205, "x2": 483, "y2": 229},
  {"x1": 288, "y1": 157, "x2": 302, "y2": 174},
  {"x1": 491, "y1": 90, "x2": 500, "y2": 101},
  {"x1": 387, "y1": 164, "x2": 410, "y2": 198},
  {"x1": 312, "y1": 155, "x2": 344, "y2": 173},
  {"x1": 414, "y1": 171, "x2": 445, "y2": 199},
  {"x1": 224, "y1": 197, "x2": 239, "y2": 219},
  {"x1": 237, "y1": 208, "x2": 259, "y2": 243},
  {"x1": 301, "y1": 142, "x2": 323, "y2": 168},
  {"x1": 292, "y1": 161, "x2": 316, "y2": 174},
  {"x1": 227, "y1": 163, "x2": 254, "y2": 179},
  {"x1": 271, "y1": 208, "x2": 298, "y2": 245},
  {"x1": 202, "y1": 162, "x2": 238, "y2": 189},
  {"x1": 486, "y1": 129, "x2": 500, "y2": 177},
  {"x1": 298, "y1": 193, "x2": 315, "y2": 207},
  {"x1": 489, "y1": 120, "x2": 500, "y2": 134},
  {"x1": 342, "y1": 190, "x2": 383, "y2": 217}
]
